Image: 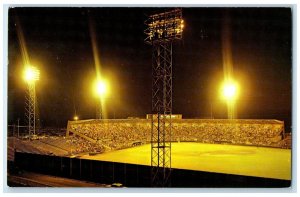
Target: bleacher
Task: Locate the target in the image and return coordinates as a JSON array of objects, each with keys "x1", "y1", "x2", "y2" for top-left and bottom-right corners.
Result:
[
  {"x1": 8, "y1": 118, "x2": 286, "y2": 160},
  {"x1": 66, "y1": 118, "x2": 286, "y2": 151},
  {"x1": 67, "y1": 119, "x2": 150, "y2": 150},
  {"x1": 7, "y1": 137, "x2": 49, "y2": 158}
]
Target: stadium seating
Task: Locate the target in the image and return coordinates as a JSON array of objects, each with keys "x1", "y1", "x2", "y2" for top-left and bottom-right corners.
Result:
[
  {"x1": 8, "y1": 119, "x2": 286, "y2": 157},
  {"x1": 66, "y1": 119, "x2": 285, "y2": 152}
]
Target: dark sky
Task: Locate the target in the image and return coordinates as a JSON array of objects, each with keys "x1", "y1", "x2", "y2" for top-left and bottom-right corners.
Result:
[{"x1": 8, "y1": 7, "x2": 292, "y2": 129}]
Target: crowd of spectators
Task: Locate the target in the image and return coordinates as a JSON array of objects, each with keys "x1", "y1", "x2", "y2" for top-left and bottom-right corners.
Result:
[
  {"x1": 65, "y1": 136, "x2": 105, "y2": 154},
  {"x1": 68, "y1": 119, "x2": 285, "y2": 151},
  {"x1": 69, "y1": 120, "x2": 151, "y2": 150},
  {"x1": 172, "y1": 120, "x2": 284, "y2": 147}
]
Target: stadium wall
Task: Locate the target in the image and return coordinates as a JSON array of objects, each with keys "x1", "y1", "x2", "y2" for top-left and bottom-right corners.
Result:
[{"x1": 13, "y1": 152, "x2": 290, "y2": 187}]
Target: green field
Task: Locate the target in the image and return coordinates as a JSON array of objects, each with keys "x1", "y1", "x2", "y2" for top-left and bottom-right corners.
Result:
[{"x1": 81, "y1": 142, "x2": 291, "y2": 180}]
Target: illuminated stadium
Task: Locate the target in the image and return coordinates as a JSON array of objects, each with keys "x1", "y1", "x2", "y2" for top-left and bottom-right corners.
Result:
[
  {"x1": 8, "y1": 116, "x2": 291, "y2": 187},
  {"x1": 7, "y1": 7, "x2": 292, "y2": 188}
]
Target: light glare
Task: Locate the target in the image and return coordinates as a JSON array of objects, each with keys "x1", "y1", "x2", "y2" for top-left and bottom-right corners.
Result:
[
  {"x1": 94, "y1": 80, "x2": 108, "y2": 97},
  {"x1": 222, "y1": 81, "x2": 238, "y2": 100},
  {"x1": 24, "y1": 66, "x2": 40, "y2": 82}
]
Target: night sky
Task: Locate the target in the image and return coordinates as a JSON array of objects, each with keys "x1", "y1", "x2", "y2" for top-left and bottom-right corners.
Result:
[{"x1": 8, "y1": 7, "x2": 292, "y2": 130}]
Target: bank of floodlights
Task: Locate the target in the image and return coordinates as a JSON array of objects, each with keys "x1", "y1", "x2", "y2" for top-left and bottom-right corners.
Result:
[
  {"x1": 144, "y1": 8, "x2": 183, "y2": 44},
  {"x1": 24, "y1": 66, "x2": 40, "y2": 83}
]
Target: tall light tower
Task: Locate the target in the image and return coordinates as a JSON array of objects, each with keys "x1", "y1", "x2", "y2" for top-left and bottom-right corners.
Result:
[
  {"x1": 23, "y1": 65, "x2": 40, "y2": 137},
  {"x1": 94, "y1": 79, "x2": 108, "y2": 119},
  {"x1": 221, "y1": 80, "x2": 239, "y2": 119},
  {"x1": 145, "y1": 8, "x2": 183, "y2": 187}
]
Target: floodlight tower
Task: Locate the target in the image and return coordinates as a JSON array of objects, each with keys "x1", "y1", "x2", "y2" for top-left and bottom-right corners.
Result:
[
  {"x1": 221, "y1": 80, "x2": 238, "y2": 119},
  {"x1": 23, "y1": 66, "x2": 40, "y2": 138},
  {"x1": 145, "y1": 8, "x2": 183, "y2": 187},
  {"x1": 94, "y1": 79, "x2": 108, "y2": 119}
]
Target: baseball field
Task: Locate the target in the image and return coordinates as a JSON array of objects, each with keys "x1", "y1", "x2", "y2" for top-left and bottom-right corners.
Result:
[{"x1": 81, "y1": 142, "x2": 291, "y2": 180}]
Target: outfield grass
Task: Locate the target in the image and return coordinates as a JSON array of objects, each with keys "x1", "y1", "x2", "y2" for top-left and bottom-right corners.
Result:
[{"x1": 81, "y1": 142, "x2": 291, "y2": 180}]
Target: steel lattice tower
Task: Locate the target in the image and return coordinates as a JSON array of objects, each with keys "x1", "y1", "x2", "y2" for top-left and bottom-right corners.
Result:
[
  {"x1": 24, "y1": 66, "x2": 40, "y2": 138},
  {"x1": 145, "y1": 8, "x2": 183, "y2": 187},
  {"x1": 96, "y1": 100, "x2": 103, "y2": 119},
  {"x1": 25, "y1": 83, "x2": 36, "y2": 136}
]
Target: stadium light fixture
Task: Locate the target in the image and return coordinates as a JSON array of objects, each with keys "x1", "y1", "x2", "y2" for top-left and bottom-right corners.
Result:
[
  {"x1": 93, "y1": 78, "x2": 109, "y2": 119},
  {"x1": 24, "y1": 65, "x2": 40, "y2": 83},
  {"x1": 94, "y1": 79, "x2": 108, "y2": 98},
  {"x1": 144, "y1": 8, "x2": 183, "y2": 44},
  {"x1": 222, "y1": 81, "x2": 238, "y2": 101}
]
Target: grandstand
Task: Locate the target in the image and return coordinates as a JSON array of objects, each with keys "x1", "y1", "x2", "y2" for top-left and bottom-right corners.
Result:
[
  {"x1": 7, "y1": 136, "x2": 105, "y2": 161},
  {"x1": 66, "y1": 118, "x2": 286, "y2": 152},
  {"x1": 8, "y1": 118, "x2": 287, "y2": 161}
]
